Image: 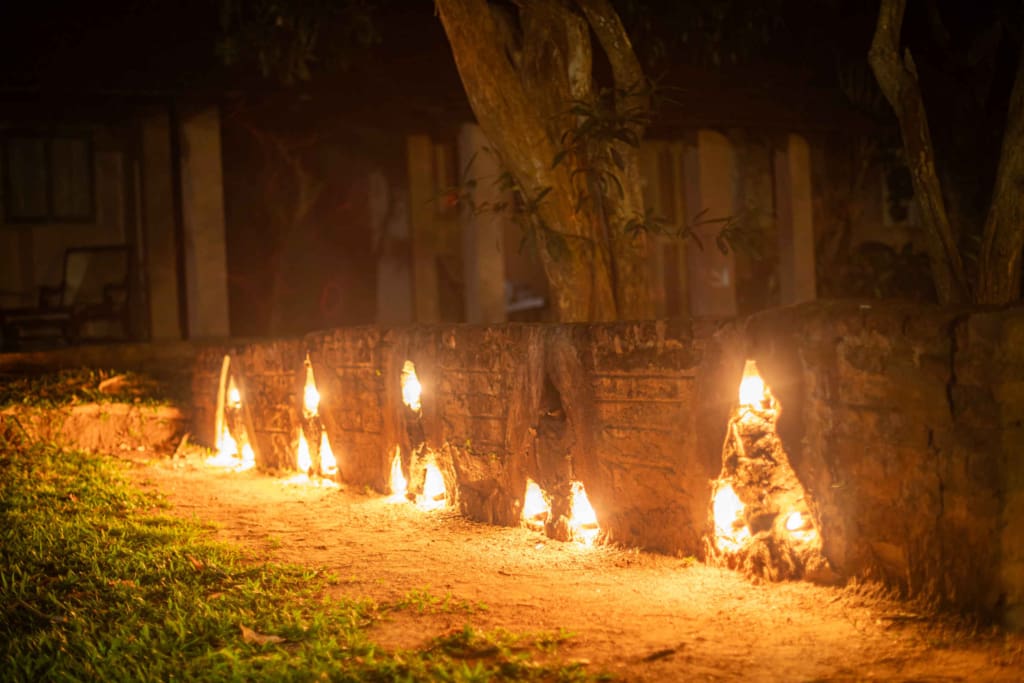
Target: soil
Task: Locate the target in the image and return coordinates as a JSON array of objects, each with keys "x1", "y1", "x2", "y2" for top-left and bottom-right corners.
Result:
[{"x1": 123, "y1": 450, "x2": 1024, "y2": 683}]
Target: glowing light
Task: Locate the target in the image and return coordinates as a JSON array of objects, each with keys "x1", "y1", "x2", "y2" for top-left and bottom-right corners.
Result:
[
  {"x1": 401, "y1": 360, "x2": 422, "y2": 412},
  {"x1": 320, "y1": 433, "x2": 337, "y2": 476},
  {"x1": 303, "y1": 365, "x2": 321, "y2": 415},
  {"x1": 296, "y1": 431, "x2": 312, "y2": 473},
  {"x1": 569, "y1": 481, "x2": 600, "y2": 545},
  {"x1": 228, "y1": 380, "x2": 242, "y2": 408},
  {"x1": 207, "y1": 425, "x2": 256, "y2": 471},
  {"x1": 521, "y1": 479, "x2": 550, "y2": 529},
  {"x1": 738, "y1": 360, "x2": 767, "y2": 410},
  {"x1": 713, "y1": 483, "x2": 750, "y2": 552},
  {"x1": 418, "y1": 460, "x2": 447, "y2": 510},
  {"x1": 239, "y1": 442, "x2": 256, "y2": 471},
  {"x1": 785, "y1": 511, "x2": 804, "y2": 531},
  {"x1": 217, "y1": 425, "x2": 238, "y2": 458},
  {"x1": 389, "y1": 449, "x2": 408, "y2": 500}
]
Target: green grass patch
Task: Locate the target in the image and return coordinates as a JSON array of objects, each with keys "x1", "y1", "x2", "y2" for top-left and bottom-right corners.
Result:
[
  {"x1": 0, "y1": 437, "x2": 602, "y2": 681},
  {"x1": 0, "y1": 368, "x2": 179, "y2": 409}
]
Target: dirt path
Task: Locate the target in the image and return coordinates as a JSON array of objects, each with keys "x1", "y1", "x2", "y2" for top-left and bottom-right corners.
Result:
[{"x1": 127, "y1": 454, "x2": 1022, "y2": 682}]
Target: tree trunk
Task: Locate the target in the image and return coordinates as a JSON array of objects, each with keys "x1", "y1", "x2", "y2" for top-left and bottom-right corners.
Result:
[
  {"x1": 868, "y1": 0, "x2": 969, "y2": 305},
  {"x1": 436, "y1": 0, "x2": 651, "y2": 321},
  {"x1": 976, "y1": 41, "x2": 1024, "y2": 305}
]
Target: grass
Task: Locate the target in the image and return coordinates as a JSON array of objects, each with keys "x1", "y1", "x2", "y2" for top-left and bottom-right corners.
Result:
[
  {"x1": 0, "y1": 431, "x2": 603, "y2": 682},
  {"x1": 0, "y1": 368, "x2": 181, "y2": 409}
]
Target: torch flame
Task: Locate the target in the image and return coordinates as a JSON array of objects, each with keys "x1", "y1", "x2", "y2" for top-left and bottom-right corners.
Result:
[
  {"x1": 738, "y1": 360, "x2": 767, "y2": 410},
  {"x1": 785, "y1": 510, "x2": 804, "y2": 531},
  {"x1": 522, "y1": 479, "x2": 550, "y2": 527},
  {"x1": 303, "y1": 364, "x2": 321, "y2": 415},
  {"x1": 320, "y1": 433, "x2": 337, "y2": 476},
  {"x1": 401, "y1": 360, "x2": 422, "y2": 412},
  {"x1": 239, "y1": 442, "x2": 255, "y2": 471},
  {"x1": 296, "y1": 430, "x2": 312, "y2": 474},
  {"x1": 419, "y1": 460, "x2": 447, "y2": 510},
  {"x1": 713, "y1": 483, "x2": 750, "y2": 552},
  {"x1": 389, "y1": 449, "x2": 408, "y2": 500},
  {"x1": 228, "y1": 380, "x2": 242, "y2": 409},
  {"x1": 569, "y1": 481, "x2": 600, "y2": 545}
]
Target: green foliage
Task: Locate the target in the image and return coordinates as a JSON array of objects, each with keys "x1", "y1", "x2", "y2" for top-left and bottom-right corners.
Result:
[
  {"x1": 0, "y1": 440, "x2": 602, "y2": 681},
  {"x1": 0, "y1": 369, "x2": 177, "y2": 410},
  {"x1": 218, "y1": 0, "x2": 378, "y2": 84}
]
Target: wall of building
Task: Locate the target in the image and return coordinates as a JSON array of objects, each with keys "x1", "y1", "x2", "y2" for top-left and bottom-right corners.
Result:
[
  {"x1": 191, "y1": 301, "x2": 1023, "y2": 627},
  {"x1": 0, "y1": 124, "x2": 129, "y2": 309}
]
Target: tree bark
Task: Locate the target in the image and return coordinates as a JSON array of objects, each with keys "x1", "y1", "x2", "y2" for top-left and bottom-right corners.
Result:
[
  {"x1": 436, "y1": 0, "x2": 652, "y2": 321},
  {"x1": 868, "y1": 0, "x2": 969, "y2": 304},
  {"x1": 577, "y1": 0, "x2": 653, "y2": 320},
  {"x1": 976, "y1": 41, "x2": 1024, "y2": 305}
]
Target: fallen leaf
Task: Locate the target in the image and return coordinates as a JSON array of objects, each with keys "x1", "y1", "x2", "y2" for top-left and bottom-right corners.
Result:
[
  {"x1": 187, "y1": 555, "x2": 205, "y2": 571},
  {"x1": 240, "y1": 624, "x2": 285, "y2": 645}
]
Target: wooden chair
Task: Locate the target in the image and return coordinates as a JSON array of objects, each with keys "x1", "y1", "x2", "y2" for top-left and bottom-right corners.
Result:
[{"x1": 0, "y1": 244, "x2": 132, "y2": 351}]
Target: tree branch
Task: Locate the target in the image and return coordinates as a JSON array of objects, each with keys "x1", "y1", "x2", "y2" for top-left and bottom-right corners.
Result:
[
  {"x1": 575, "y1": 0, "x2": 649, "y2": 130},
  {"x1": 868, "y1": 0, "x2": 968, "y2": 304}
]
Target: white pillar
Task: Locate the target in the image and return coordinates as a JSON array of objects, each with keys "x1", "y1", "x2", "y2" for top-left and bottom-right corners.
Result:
[{"x1": 179, "y1": 105, "x2": 230, "y2": 338}]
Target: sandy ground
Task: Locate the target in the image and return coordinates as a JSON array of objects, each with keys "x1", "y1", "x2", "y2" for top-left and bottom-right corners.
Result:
[{"x1": 125, "y1": 453, "x2": 1024, "y2": 682}]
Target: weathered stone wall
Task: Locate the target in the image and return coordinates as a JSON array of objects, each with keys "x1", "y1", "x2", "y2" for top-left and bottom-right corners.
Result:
[
  {"x1": 743, "y1": 302, "x2": 1020, "y2": 623},
  {"x1": 195, "y1": 302, "x2": 1022, "y2": 627}
]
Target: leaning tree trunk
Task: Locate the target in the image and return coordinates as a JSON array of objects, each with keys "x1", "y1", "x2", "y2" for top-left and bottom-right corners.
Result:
[
  {"x1": 436, "y1": 0, "x2": 652, "y2": 322},
  {"x1": 976, "y1": 40, "x2": 1024, "y2": 305},
  {"x1": 868, "y1": 0, "x2": 969, "y2": 305}
]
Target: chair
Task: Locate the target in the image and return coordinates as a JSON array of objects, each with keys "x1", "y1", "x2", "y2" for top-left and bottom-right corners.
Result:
[{"x1": 0, "y1": 244, "x2": 132, "y2": 351}]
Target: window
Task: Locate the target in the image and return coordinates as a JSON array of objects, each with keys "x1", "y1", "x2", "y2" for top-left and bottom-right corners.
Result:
[{"x1": 2, "y1": 133, "x2": 94, "y2": 223}]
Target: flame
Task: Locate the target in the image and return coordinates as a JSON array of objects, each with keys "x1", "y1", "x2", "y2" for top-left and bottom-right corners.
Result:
[
  {"x1": 320, "y1": 433, "x2": 337, "y2": 476},
  {"x1": 207, "y1": 425, "x2": 256, "y2": 471},
  {"x1": 738, "y1": 360, "x2": 767, "y2": 410},
  {"x1": 418, "y1": 460, "x2": 447, "y2": 510},
  {"x1": 785, "y1": 511, "x2": 804, "y2": 531},
  {"x1": 217, "y1": 425, "x2": 238, "y2": 458},
  {"x1": 522, "y1": 479, "x2": 550, "y2": 524},
  {"x1": 296, "y1": 430, "x2": 312, "y2": 473},
  {"x1": 227, "y1": 378, "x2": 242, "y2": 409},
  {"x1": 303, "y1": 365, "x2": 321, "y2": 415},
  {"x1": 401, "y1": 360, "x2": 422, "y2": 412},
  {"x1": 713, "y1": 483, "x2": 750, "y2": 552},
  {"x1": 389, "y1": 449, "x2": 408, "y2": 500},
  {"x1": 239, "y1": 442, "x2": 255, "y2": 471},
  {"x1": 569, "y1": 481, "x2": 600, "y2": 545}
]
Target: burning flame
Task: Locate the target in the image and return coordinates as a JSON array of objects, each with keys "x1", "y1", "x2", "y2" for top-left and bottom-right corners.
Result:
[
  {"x1": 208, "y1": 381, "x2": 255, "y2": 472},
  {"x1": 218, "y1": 426, "x2": 237, "y2": 457},
  {"x1": 418, "y1": 460, "x2": 447, "y2": 510},
  {"x1": 713, "y1": 483, "x2": 750, "y2": 552},
  {"x1": 785, "y1": 511, "x2": 804, "y2": 531},
  {"x1": 401, "y1": 360, "x2": 422, "y2": 412},
  {"x1": 228, "y1": 378, "x2": 242, "y2": 409},
  {"x1": 389, "y1": 449, "x2": 408, "y2": 500},
  {"x1": 522, "y1": 479, "x2": 550, "y2": 529},
  {"x1": 320, "y1": 433, "x2": 337, "y2": 476},
  {"x1": 738, "y1": 360, "x2": 767, "y2": 410},
  {"x1": 303, "y1": 369, "x2": 320, "y2": 414},
  {"x1": 296, "y1": 430, "x2": 312, "y2": 473},
  {"x1": 569, "y1": 481, "x2": 600, "y2": 545}
]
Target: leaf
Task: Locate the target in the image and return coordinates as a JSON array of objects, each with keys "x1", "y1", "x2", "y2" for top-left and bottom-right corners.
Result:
[
  {"x1": 240, "y1": 624, "x2": 285, "y2": 645},
  {"x1": 187, "y1": 555, "x2": 205, "y2": 572}
]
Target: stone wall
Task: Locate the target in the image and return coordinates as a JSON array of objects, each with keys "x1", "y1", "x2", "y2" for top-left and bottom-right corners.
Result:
[{"x1": 194, "y1": 302, "x2": 1022, "y2": 627}]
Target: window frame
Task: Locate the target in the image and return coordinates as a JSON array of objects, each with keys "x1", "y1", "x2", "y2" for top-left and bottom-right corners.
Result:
[{"x1": 2, "y1": 130, "x2": 96, "y2": 224}]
